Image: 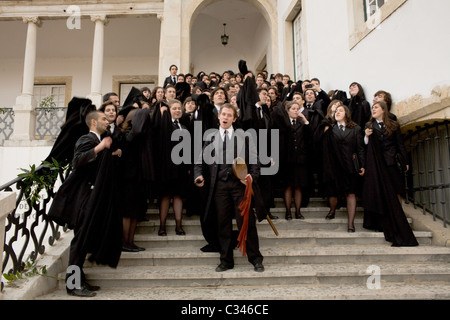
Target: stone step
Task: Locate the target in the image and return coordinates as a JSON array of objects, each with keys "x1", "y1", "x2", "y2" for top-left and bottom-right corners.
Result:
[
  {"x1": 145, "y1": 206, "x2": 365, "y2": 217},
  {"x1": 34, "y1": 197, "x2": 450, "y2": 301},
  {"x1": 136, "y1": 217, "x2": 414, "y2": 234},
  {"x1": 58, "y1": 262, "x2": 450, "y2": 291},
  {"x1": 132, "y1": 230, "x2": 433, "y2": 248},
  {"x1": 41, "y1": 282, "x2": 450, "y2": 300},
  {"x1": 109, "y1": 245, "x2": 450, "y2": 267}
]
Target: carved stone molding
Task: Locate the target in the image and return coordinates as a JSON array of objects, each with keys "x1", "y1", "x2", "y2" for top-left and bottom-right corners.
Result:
[
  {"x1": 90, "y1": 14, "x2": 109, "y2": 25},
  {"x1": 397, "y1": 85, "x2": 450, "y2": 132},
  {"x1": 22, "y1": 16, "x2": 40, "y2": 25}
]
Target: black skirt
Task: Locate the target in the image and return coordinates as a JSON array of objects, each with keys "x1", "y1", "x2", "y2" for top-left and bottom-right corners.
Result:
[
  {"x1": 282, "y1": 163, "x2": 309, "y2": 189},
  {"x1": 323, "y1": 173, "x2": 362, "y2": 197}
]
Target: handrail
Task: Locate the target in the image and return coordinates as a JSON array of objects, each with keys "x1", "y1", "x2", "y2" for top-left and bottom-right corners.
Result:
[
  {"x1": 1, "y1": 165, "x2": 70, "y2": 276},
  {"x1": 404, "y1": 120, "x2": 450, "y2": 228}
]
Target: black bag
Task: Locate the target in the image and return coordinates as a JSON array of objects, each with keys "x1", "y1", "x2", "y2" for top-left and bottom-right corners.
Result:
[{"x1": 352, "y1": 153, "x2": 361, "y2": 173}]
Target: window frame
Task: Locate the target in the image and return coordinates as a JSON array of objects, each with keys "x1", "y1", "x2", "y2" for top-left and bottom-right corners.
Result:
[
  {"x1": 348, "y1": 0, "x2": 407, "y2": 49},
  {"x1": 33, "y1": 76, "x2": 72, "y2": 108}
]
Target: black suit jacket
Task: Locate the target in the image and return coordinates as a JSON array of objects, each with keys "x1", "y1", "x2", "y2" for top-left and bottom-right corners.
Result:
[
  {"x1": 331, "y1": 124, "x2": 365, "y2": 174},
  {"x1": 194, "y1": 129, "x2": 262, "y2": 221},
  {"x1": 163, "y1": 76, "x2": 177, "y2": 88}
]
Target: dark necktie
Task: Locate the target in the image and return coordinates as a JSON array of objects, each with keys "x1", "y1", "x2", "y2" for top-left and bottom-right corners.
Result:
[
  {"x1": 174, "y1": 120, "x2": 180, "y2": 129},
  {"x1": 223, "y1": 130, "x2": 228, "y2": 164},
  {"x1": 340, "y1": 125, "x2": 345, "y2": 132},
  {"x1": 307, "y1": 104, "x2": 312, "y2": 109},
  {"x1": 379, "y1": 122, "x2": 385, "y2": 131},
  {"x1": 257, "y1": 107, "x2": 262, "y2": 119},
  {"x1": 292, "y1": 119, "x2": 296, "y2": 126},
  {"x1": 173, "y1": 77, "x2": 176, "y2": 84}
]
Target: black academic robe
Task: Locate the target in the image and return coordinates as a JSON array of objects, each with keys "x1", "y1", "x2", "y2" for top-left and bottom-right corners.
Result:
[
  {"x1": 279, "y1": 117, "x2": 312, "y2": 189},
  {"x1": 44, "y1": 97, "x2": 96, "y2": 166},
  {"x1": 118, "y1": 111, "x2": 152, "y2": 220},
  {"x1": 152, "y1": 106, "x2": 189, "y2": 197},
  {"x1": 48, "y1": 132, "x2": 123, "y2": 268},
  {"x1": 362, "y1": 132, "x2": 418, "y2": 247},
  {"x1": 47, "y1": 133, "x2": 102, "y2": 229}
]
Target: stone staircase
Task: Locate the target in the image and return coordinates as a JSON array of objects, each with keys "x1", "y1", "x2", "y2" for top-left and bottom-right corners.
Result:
[{"x1": 38, "y1": 198, "x2": 450, "y2": 300}]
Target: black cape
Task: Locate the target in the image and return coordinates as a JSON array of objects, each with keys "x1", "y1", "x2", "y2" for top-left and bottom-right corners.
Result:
[
  {"x1": 362, "y1": 134, "x2": 418, "y2": 247},
  {"x1": 80, "y1": 149, "x2": 123, "y2": 268},
  {"x1": 44, "y1": 97, "x2": 96, "y2": 166}
]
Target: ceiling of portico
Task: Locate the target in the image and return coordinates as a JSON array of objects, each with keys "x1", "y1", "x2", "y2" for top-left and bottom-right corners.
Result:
[
  {"x1": 190, "y1": 0, "x2": 269, "y2": 74},
  {"x1": 0, "y1": 15, "x2": 160, "y2": 60}
]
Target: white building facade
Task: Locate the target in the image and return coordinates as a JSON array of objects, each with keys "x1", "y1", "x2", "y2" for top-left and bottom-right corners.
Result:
[{"x1": 1, "y1": 0, "x2": 449, "y2": 184}]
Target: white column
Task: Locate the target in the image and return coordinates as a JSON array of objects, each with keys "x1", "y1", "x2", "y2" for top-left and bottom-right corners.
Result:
[
  {"x1": 158, "y1": 0, "x2": 182, "y2": 87},
  {"x1": 10, "y1": 16, "x2": 40, "y2": 142},
  {"x1": 87, "y1": 15, "x2": 108, "y2": 108}
]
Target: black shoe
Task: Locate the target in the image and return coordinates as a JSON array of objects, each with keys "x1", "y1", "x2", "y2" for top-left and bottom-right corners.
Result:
[
  {"x1": 325, "y1": 211, "x2": 336, "y2": 220},
  {"x1": 175, "y1": 227, "x2": 186, "y2": 236},
  {"x1": 201, "y1": 244, "x2": 220, "y2": 253},
  {"x1": 295, "y1": 212, "x2": 305, "y2": 220},
  {"x1": 131, "y1": 243, "x2": 145, "y2": 251},
  {"x1": 67, "y1": 286, "x2": 96, "y2": 298},
  {"x1": 83, "y1": 281, "x2": 100, "y2": 292},
  {"x1": 348, "y1": 226, "x2": 356, "y2": 233},
  {"x1": 158, "y1": 228, "x2": 167, "y2": 236},
  {"x1": 268, "y1": 213, "x2": 279, "y2": 220},
  {"x1": 285, "y1": 211, "x2": 292, "y2": 220},
  {"x1": 122, "y1": 245, "x2": 139, "y2": 252},
  {"x1": 254, "y1": 262, "x2": 265, "y2": 272},
  {"x1": 215, "y1": 263, "x2": 234, "y2": 272}
]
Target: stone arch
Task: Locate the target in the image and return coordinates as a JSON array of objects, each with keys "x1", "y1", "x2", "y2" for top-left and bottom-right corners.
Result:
[{"x1": 180, "y1": 0, "x2": 279, "y2": 74}]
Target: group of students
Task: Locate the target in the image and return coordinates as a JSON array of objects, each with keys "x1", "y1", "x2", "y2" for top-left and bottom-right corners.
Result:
[
  {"x1": 48, "y1": 61, "x2": 419, "y2": 297},
  {"x1": 106, "y1": 63, "x2": 419, "y2": 248}
]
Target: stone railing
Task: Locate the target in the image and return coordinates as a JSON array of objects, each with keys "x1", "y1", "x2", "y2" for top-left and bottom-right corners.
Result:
[{"x1": 0, "y1": 107, "x2": 67, "y2": 142}]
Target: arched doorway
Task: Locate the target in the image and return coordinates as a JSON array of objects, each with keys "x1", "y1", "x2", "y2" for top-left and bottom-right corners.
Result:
[{"x1": 182, "y1": 0, "x2": 279, "y2": 76}]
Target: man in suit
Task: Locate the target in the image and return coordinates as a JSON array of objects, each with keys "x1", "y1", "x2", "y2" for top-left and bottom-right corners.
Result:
[
  {"x1": 163, "y1": 64, "x2": 179, "y2": 88},
  {"x1": 194, "y1": 104, "x2": 264, "y2": 273},
  {"x1": 51, "y1": 110, "x2": 115, "y2": 297}
]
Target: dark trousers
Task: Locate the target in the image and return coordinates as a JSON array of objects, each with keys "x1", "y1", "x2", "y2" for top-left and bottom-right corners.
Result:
[
  {"x1": 214, "y1": 178, "x2": 263, "y2": 267},
  {"x1": 68, "y1": 206, "x2": 89, "y2": 272}
]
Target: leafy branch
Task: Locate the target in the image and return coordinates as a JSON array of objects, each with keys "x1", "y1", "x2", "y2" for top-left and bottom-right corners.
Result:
[
  {"x1": 38, "y1": 95, "x2": 57, "y2": 113},
  {"x1": 18, "y1": 158, "x2": 68, "y2": 207},
  {"x1": 2, "y1": 257, "x2": 47, "y2": 283}
]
